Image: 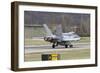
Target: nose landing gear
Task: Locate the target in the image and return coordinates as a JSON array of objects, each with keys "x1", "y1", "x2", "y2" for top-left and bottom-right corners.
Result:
[
  {"x1": 65, "y1": 44, "x2": 73, "y2": 48},
  {"x1": 65, "y1": 41, "x2": 73, "y2": 48}
]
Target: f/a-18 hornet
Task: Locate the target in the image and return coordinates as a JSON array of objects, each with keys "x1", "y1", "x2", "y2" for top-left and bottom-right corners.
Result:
[{"x1": 43, "y1": 24, "x2": 80, "y2": 48}]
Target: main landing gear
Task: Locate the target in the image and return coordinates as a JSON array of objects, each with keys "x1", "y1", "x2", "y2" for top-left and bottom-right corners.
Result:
[
  {"x1": 52, "y1": 42, "x2": 58, "y2": 48},
  {"x1": 52, "y1": 44, "x2": 56, "y2": 48}
]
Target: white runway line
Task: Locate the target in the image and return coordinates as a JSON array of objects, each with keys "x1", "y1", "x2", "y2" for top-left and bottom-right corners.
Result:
[{"x1": 25, "y1": 48, "x2": 89, "y2": 54}]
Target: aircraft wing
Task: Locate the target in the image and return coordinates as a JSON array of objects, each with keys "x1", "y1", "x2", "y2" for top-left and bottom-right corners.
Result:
[{"x1": 62, "y1": 32, "x2": 80, "y2": 41}]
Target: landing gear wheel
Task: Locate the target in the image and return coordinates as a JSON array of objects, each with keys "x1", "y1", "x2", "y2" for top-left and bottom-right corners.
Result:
[
  {"x1": 69, "y1": 45, "x2": 73, "y2": 48},
  {"x1": 52, "y1": 44, "x2": 55, "y2": 48},
  {"x1": 65, "y1": 45, "x2": 68, "y2": 48}
]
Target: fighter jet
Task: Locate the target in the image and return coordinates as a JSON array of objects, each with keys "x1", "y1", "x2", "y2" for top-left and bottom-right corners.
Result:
[{"x1": 43, "y1": 24, "x2": 80, "y2": 48}]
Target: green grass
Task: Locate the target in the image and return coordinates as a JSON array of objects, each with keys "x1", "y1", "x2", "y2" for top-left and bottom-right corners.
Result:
[
  {"x1": 60, "y1": 49, "x2": 90, "y2": 60},
  {"x1": 25, "y1": 49, "x2": 90, "y2": 61},
  {"x1": 78, "y1": 37, "x2": 90, "y2": 43},
  {"x1": 25, "y1": 53, "x2": 41, "y2": 61},
  {"x1": 25, "y1": 39, "x2": 51, "y2": 45}
]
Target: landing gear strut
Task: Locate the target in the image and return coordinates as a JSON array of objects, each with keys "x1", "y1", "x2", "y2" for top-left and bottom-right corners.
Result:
[{"x1": 52, "y1": 42, "x2": 58, "y2": 48}]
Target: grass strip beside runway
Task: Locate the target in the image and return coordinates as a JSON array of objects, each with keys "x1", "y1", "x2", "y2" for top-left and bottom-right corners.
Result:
[{"x1": 24, "y1": 48, "x2": 90, "y2": 61}]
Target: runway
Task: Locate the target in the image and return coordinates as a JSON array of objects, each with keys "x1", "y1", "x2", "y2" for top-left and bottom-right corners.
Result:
[{"x1": 25, "y1": 42, "x2": 90, "y2": 54}]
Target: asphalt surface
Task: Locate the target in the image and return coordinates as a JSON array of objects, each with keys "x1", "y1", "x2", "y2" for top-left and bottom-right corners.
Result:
[{"x1": 25, "y1": 42, "x2": 90, "y2": 54}]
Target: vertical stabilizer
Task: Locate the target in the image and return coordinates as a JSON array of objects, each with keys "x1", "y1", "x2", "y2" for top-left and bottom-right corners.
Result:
[
  {"x1": 55, "y1": 24, "x2": 63, "y2": 39},
  {"x1": 43, "y1": 24, "x2": 53, "y2": 36}
]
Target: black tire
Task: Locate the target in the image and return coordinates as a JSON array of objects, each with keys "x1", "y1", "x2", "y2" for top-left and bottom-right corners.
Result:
[
  {"x1": 52, "y1": 44, "x2": 55, "y2": 48},
  {"x1": 65, "y1": 45, "x2": 68, "y2": 48},
  {"x1": 69, "y1": 45, "x2": 73, "y2": 48}
]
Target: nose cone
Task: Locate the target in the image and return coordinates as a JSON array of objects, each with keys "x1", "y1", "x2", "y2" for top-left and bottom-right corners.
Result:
[{"x1": 74, "y1": 35, "x2": 79, "y2": 38}]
